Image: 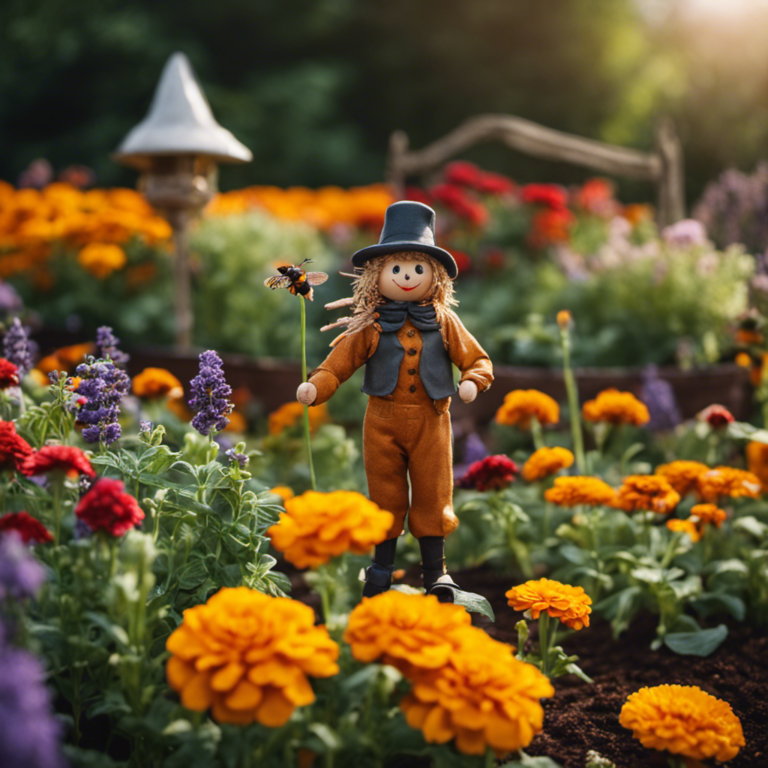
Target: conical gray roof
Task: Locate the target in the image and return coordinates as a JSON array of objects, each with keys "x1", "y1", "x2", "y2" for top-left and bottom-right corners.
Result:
[{"x1": 113, "y1": 52, "x2": 252, "y2": 170}]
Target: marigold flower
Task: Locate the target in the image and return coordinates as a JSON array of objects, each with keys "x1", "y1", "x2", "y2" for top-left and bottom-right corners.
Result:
[
  {"x1": 735, "y1": 352, "x2": 752, "y2": 368},
  {"x1": 655, "y1": 461, "x2": 710, "y2": 496},
  {"x1": 75, "y1": 478, "x2": 145, "y2": 536},
  {"x1": 132, "y1": 367, "x2": 183, "y2": 399},
  {"x1": 506, "y1": 578, "x2": 592, "y2": 630},
  {"x1": 22, "y1": 445, "x2": 94, "y2": 479},
  {"x1": 268, "y1": 401, "x2": 328, "y2": 435},
  {"x1": 495, "y1": 390, "x2": 559, "y2": 430},
  {"x1": 619, "y1": 684, "x2": 744, "y2": 762},
  {"x1": 613, "y1": 475, "x2": 680, "y2": 515},
  {"x1": 0, "y1": 358, "x2": 20, "y2": 389},
  {"x1": 556, "y1": 309, "x2": 572, "y2": 330},
  {"x1": 0, "y1": 420, "x2": 34, "y2": 475},
  {"x1": 696, "y1": 467, "x2": 761, "y2": 503},
  {"x1": 77, "y1": 243, "x2": 127, "y2": 279},
  {"x1": 267, "y1": 490, "x2": 394, "y2": 569},
  {"x1": 689, "y1": 503, "x2": 727, "y2": 530},
  {"x1": 522, "y1": 447, "x2": 574, "y2": 482},
  {"x1": 666, "y1": 518, "x2": 702, "y2": 543},
  {"x1": 457, "y1": 454, "x2": 518, "y2": 491},
  {"x1": 582, "y1": 388, "x2": 650, "y2": 426},
  {"x1": 698, "y1": 404, "x2": 734, "y2": 429},
  {"x1": 269, "y1": 486, "x2": 295, "y2": 503},
  {"x1": 344, "y1": 591, "x2": 472, "y2": 676},
  {"x1": 0, "y1": 512, "x2": 53, "y2": 544},
  {"x1": 166, "y1": 587, "x2": 339, "y2": 726},
  {"x1": 544, "y1": 476, "x2": 616, "y2": 507},
  {"x1": 401, "y1": 627, "x2": 554, "y2": 755},
  {"x1": 746, "y1": 440, "x2": 768, "y2": 491}
]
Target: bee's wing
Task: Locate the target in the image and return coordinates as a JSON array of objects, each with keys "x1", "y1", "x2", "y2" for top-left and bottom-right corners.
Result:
[
  {"x1": 264, "y1": 275, "x2": 293, "y2": 290},
  {"x1": 305, "y1": 272, "x2": 329, "y2": 286}
]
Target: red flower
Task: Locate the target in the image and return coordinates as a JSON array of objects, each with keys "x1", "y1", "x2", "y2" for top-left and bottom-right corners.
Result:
[
  {"x1": 449, "y1": 249, "x2": 472, "y2": 274},
  {"x1": 75, "y1": 477, "x2": 145, "y2": 537},
  {"x1": 457, "y1": 455, "x2": 519, "y2": 492},
  {"x1": 485, "y1": 248, "x2": 506, "y2": 270},
  {"x1": 521, "y1": 184, "x2": 568, "y2": 209},
  {"x1": 0, "y1": 512, "x2": 53, "y2": 544},
  {"x1": 574, "y1": 178, "x2": 616, "y2": 216},
  {"x1": 475, "y1": 172, "x2": 516, "y2": 196},
  {"x1": 527, "y1": 208, "x2": 575, "y2": 249},
  {"x1": 23, "y1": 445, "x2": 95, "y2": 478},
  {"x1": 429, "y1": 184, "x2": 489, "y2": 227},
  {"x1": 444, "y1": 161, "x2": 483, "y2": 188},
  {"x1": 698, "y1": 404, "x2": 735, "y2": 429},
  {"x1": 0, "y1": 359, "x2": 20, "y2": 389},
  {"x1": 0, "y1": 420, "x2": 34, "y2": 475},
  {"x1": 404, "y1": 186, "x2": 434, "y2": 206}
]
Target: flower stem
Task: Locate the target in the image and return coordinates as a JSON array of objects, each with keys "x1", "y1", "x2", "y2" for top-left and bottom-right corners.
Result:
[
  {"x1": 300, "y1": 296, "x2": 317, "y2": 491},
  {"x1": 539, "y1": 613, "x2": 552, "y2": 677},
  {"x1": 484, "y1": 747, "x2": 496, "y2": 768},
  {"x1": 559, "y1": 326, "x2": 586, "y2": 473},
  {"x1": 530, "y1": 415, "x2": 544, "y2": 450},
  {"x1": 52, "y1": 476, "x2": 64, "y2": 547}
]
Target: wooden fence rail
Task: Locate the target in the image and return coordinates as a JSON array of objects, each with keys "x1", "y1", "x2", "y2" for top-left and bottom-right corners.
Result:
[{"x1": 386, "y1": 114, "x2": 685, "y2": 227}]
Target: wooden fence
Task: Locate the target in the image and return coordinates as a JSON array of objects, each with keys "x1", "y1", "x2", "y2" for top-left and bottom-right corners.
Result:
[{"x1": 386, "y1": 114, "x2": 685, "y2": 226}]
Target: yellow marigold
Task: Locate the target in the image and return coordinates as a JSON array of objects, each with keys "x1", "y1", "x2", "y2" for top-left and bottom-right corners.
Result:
[
  {"x1": 165, "y1": 587, "x2": 339, "y2": 726},
  {"x1": 613, "y1": 475, "x2": 680, "y2": 515},
  {"x1": 268, "y1": 401, "x2": 328, "y2": 435},
  {"x1": 544, "y1": 476, "x2": 616, "y2": 507},
  {"x1": 697, "y1": 466, "x2": 761, "y2": 503},
  {"x1": 269, "y1": 485, "x2": 295, "y2": 503},
  {"x1": 267, "y1": 490, "x2": 394, "y2": 568},
  {"x1": 344, "y1": 591, "x2": 472, "y2": 676},
  {"x1": 522, "y1": 446, "x2": 574, "y2": 482},
  {"x1": 132, "y1": 367, "x2": 183, "y2": 399},
  {"x1": 582, "y1": 388, "x2": 650, "y2": 426},
  {"x1": 77, "y1": 242, "x2": 127, "y2": 279},
  {"x1": 495, "y1": 389, "x2": 559, "y2": 429},
  {"x1": 666, "y1": 518, "x2": 702, "y2": 543},
  {"x1": 505, "y1": 577, "x2": 592, "y2": 630},
  {"x1": 619, "y1": 684, "x2": 744, "y2": 762},
  {"x1": 689, "y1": 503, "x2": 727, "y2": 530},
  {"x1": 655, "y1": 461, "x2": 710, "y2": 496},
  {"x1": 746, "y1": 440, "x2": 768, "y2": 491},
  {"x1": 401, "y1": 627, "x2": 554, "y2": 755}
]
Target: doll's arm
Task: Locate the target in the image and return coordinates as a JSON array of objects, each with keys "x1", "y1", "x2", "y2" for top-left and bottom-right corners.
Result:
[
  {"x1": 301, "y1": 326, "x2": 378, "y2": 406},
  {"x1": 443, "y1": 311, "x2": 494, "y2": 394}
]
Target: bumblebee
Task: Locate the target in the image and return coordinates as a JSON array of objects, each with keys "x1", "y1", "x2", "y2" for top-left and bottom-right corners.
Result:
[{"x1": 264, "y1": 259, "x2": 329, "y2": 301}]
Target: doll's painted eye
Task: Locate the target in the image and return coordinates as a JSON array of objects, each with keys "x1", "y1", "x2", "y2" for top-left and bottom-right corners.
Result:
[
  {"x1": 415, "y1": 264, "x2": 424, "y2": 275},
  {"x1": 392, "y1": 265, "x2": 401, "y2": 274}
]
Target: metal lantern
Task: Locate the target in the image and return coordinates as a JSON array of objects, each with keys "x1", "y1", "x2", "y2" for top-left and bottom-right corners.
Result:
[{"x1": 113, "y1": 52, "x2": 252, "y2": 348}]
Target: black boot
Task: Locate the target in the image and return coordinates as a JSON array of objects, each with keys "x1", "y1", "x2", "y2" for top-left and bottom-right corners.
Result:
[
  {"x1": 362, "y1": 537, "x2": 397, "y2": 598},
  {"x1": 419, "y1": 536, "x2": 462, "y2": 603}
]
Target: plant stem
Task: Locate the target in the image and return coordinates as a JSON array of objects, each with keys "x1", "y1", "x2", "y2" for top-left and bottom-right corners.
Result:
[
  {"x1": 560, "y1": 326, "x2": 586, "y2": 473},
  {"x1": 484, "y1": 747, "x2": 496, "y2": 768},
  {"x1": 52, "y1": 476, "x2": 64, "y2": 546},
  {"x1": 530, "y1": 415, "x2": 544, "y2": 450},
  {"x1": 539, "y1": 613, "x2": 551, "y2": 677},
  {"x1": 300, "y1": 297, "x2": 317, "y2": 491}
]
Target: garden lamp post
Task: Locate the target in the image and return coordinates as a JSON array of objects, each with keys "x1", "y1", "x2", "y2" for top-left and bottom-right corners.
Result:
[{"x1": 113, "y1": 52, "x2": 252, "y2": 348}]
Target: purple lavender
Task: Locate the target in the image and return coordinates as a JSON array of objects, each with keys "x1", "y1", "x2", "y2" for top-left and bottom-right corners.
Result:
[
  {"x1": 225, "y1": 448, "x2": 248, "y2": 467},
  {"x1": 0, "y1": 533, "x2": 45, "y2": 601},
  {"x1": 139, "y1": 420, "x2": 152, "y2": 435},
  {"x1": 95, "y1": 325, "x2": 129, "y2": 366},
  {"x1": 0, "y1": 644, "x2": 65, "y2": 768},
  {"x1": 188, "y1": 350, "x2": 233, "y2": 436},
  {"x1": 0, "y1": 282, "x2": 23, "y2": 317},
  {"x1": 74, "y1": 358, "x2": 130, "y2": 445},
  {"x1": 3, "y1": 319, "x2": 33, "y2": 376},
  {"x1": 641, "y1": 365, "x2": 682, "y2": 431}
]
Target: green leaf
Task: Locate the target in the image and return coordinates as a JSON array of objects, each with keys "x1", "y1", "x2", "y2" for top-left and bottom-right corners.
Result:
[
  {"x1": 727, "y1": 421, "x2": 768, "y2": 444},
  {"x1": 734, "y1": 515, "x2": 768, "y2": 540},
  {"x1": 663, "y1": 624, "x2": 728, "y2": 656},
  {"x1": 178, "y1": 559, "x2": 209, "y2": 589},
  {"x1": 692, "y1": 593, "x2": 746, "y2": 621},
  {"x1": 452, "y1": 590, "x2": 495, "y2": 621}
]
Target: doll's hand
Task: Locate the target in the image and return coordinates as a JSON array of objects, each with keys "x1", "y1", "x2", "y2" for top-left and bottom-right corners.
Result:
[
  {"x1": 459, "y1": 380, "x2": 478, "y2": 403},
  {"x1": 297, "y1": 382, "x2": 317, "y2": 406}
]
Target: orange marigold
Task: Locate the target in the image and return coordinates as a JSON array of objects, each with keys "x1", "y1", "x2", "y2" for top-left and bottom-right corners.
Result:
[
  {"x1": 696, "y1": 467, "x2": 761, "y2": 503},
  {"x1": 582, "y1": 388, "x2": 650, "y2": 426},
  {"x1": 268, "y1": 401, "x2": 328, "y2": 435},
  {"x1": 522, "y1": 446, "x2": 574, "y2": 482},
  {"x1": 666, "y1": 518, "x2": 702, "y2": 543},
  {"x1": 267, "y1": 490, "x2": 394, "y2": 568},
  {"x1": 655, "y1": 461, "x2": 710, "y2": 496},
  {"x1": 165, "y1": 587, "x2": 339, "y2": 726},
  {"x1": 344, "y1": 591, "x2": 472, "y2": 676},
  {"x1": 746, "y1": 440, "x2": 768, "y2": 491},
  {"x1": 495, "y1": 389, "x2": 559, "y2": 429},
  {"x1": 77, "y1": 243, "x2": 127, "y2": 279},
  {"x1": 613, "y1": 475, "x2": 680, "y2": 515},
  {"x1": 401, "y1": 627, "x2": 553, "y2": 756},
  {"x1": 132, "y1": 367, "x2": 184, "y2": 399},
  {"x1": 619, "y1": 684, "x2": 744, "y2": 762},
  {"x1": 544, "y1": 476, "x2": 616, "y2": 507},
  {"x1": 269, "y1": 485, "x2": 295, "y2": 503},
  {"x1": 505, "y1": 578, "x2": 592, "y2": 630},
  {"x1": 689, "y1": 503, "x2": 727, "y2": 530}
]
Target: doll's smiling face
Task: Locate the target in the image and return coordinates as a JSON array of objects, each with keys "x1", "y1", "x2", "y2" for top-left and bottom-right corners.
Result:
[{"x1": 378, "y1": 256, "x2": 434, "y2": 302}]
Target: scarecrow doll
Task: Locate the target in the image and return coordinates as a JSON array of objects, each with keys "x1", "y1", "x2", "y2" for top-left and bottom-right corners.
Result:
[{"x1": 297, "y1": 201, "x2": 493, "y2": 602}]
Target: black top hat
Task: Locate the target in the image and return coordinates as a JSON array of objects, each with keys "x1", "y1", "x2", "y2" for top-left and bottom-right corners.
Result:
[{"x1": 351, "y1": 201, "x2": 458, "y2": 278}]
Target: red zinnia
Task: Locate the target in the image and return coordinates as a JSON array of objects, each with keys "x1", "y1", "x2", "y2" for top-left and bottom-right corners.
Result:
[
  {"x1": 449, "y1": 249, "x2": 472, "y2": 274},
  {"x1": 0, "y1": 512, "x2": 53, "y2": 544},
  {"x1": 23, "y1": 444, "x2": 95, "y2": 478},
  {"x1": 521, "y1": 184, "x2": 567, "y2": 209},
  {"x1": 698, "y1": 404, "x2": 735, "y2": 429},
  {"x1": 429, "y1": 184, "x2": 489, "y2": 227},
  {"x1": 0, "y1": 420, "x2": 34, "y2": 475},
  {"x1": 404, "y1": 186, "x2": 434, "y2": 206},
  {"x1": 457, "y1": 454, "x2": 519, "y2": 492},
  {"x1": 0, "y1": 359, "x2": 20, "y2": 389},
  {"x1": 75, "y1": 477, "x2": 145, "y2": 537},
  {"x1": 444, "y1": 161, "x2": 483, "y2": 188},
  {"x1": 475, "y1": 171, "x2": 516, "y2": 196},
  {"x1": 527, "y1": 208, "x2": 575, "y2": 249}
]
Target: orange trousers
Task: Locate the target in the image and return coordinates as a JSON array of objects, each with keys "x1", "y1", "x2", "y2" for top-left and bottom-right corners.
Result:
[{"x1": 363, "y1": 396, "x2": 459, "y2": 539}]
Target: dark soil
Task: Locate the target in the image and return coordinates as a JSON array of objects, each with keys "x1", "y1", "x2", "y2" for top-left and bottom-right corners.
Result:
[{"x1": 288, "y1": 562, "x2": 768, "y2": 768}]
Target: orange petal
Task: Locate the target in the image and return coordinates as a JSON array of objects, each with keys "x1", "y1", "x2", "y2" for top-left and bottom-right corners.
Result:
[
  {"x1": 225, "y1": 679, "x2": 264, "y2": 711},
  {"x1": 180, "y1": 672, "x2": 214, "y2": 711},
  {"x1": 255, "y1": 687, "x2": 295, "y2": 727},
  {"x1": 211, "y1": 662, "x2": 246, "y2": 692},
  {"x1": 166, "y1": 656, "x2": 196, "y2": 692}
]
